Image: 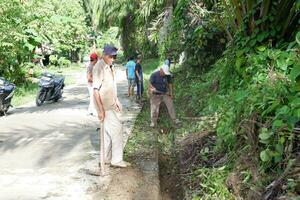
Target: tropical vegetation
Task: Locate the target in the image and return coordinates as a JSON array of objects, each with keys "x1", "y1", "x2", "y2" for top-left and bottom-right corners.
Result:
[{"x1": 0, "y1": 0, "x2": 299, "y2": 199}]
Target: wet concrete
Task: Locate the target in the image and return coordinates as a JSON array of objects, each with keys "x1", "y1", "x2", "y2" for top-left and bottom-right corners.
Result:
[{"x1": 0, "y1": 66, "x2": 160, "y2": 200}]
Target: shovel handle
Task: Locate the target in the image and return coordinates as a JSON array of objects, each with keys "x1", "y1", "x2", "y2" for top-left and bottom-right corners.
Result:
[{"x1": 99, "y1": 122, "x2": 105, "y2": 176}]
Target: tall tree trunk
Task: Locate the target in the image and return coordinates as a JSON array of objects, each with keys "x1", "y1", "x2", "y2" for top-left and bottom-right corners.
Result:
[
  {"x1": 281, "y1": 9, "x2": 300, "y2": 40},
  {"x1": 230, "y1": 0, "x2": 243, "y2": 28},
  {"x1": 120, "y1": 14, "x2": 135, "y2": 58},
  {"x1": 259, "y1": 0, "x2": 271, "y2": 18},
  {"x1": 222, "y1": 0, "x2": 237, "y2": 33},
  {"x1": 245, "y1": 0, "x2": 255, "y2": 33}
]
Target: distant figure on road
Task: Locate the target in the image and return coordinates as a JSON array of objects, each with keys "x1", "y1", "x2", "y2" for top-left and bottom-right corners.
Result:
[
  {"x1": 93, "y1": 45, "x2": 131, "y2": 168},
  {"x1": 125, "y1": 57, "x2": 136, "y2": 98},
  {"x1": 86, "y1": 52, "x2": 98, "y2": 115},
  {"x1": 148, "y1": 60, "x2": 180, "y2": 127},
  {"x1": 135, "y1": 56, "x2": 144, "y2": 102}
]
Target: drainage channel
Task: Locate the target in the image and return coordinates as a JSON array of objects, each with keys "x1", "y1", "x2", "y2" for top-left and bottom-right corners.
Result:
[
  {"x1": 159, "y1": 151, "x2": 184, "y2": 200},
  {"x1": 156, "y1": 129, "x2": 183, "y2": 199}
]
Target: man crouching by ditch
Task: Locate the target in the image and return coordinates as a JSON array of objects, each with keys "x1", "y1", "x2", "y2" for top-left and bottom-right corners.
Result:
[
  {"x1": 93, "y1": 45, "x2": 131, "y2": 168},
  {"x1": 148, "y1": 60, "x2": 181, "y2": 128}
]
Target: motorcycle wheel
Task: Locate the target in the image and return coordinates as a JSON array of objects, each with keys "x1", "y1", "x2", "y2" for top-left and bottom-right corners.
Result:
[
  {"x1": 53, "y1": 89, "x2": 62, "y2": 102},
  {"x1": 36, "y1": 89, "x2": 47, "y2": 106},
  {"x1": 0, "y1": 105, "x2": 9, "y2": 116},
  {"x1": 53, "y1": 96, "x2": 59, "y2": 102}
]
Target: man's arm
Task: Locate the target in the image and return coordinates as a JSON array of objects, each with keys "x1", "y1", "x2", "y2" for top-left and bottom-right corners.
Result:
[
  {"x1": 87, "y1": 72, "x2": 93, "y2": 83},
  {"x1": 135, "y1": 67, "x2": 141, "y2": 81},
  {"x1": 87, "y1": 64, "x2": 93, "y2": 82},
  {"x1": 168, "y1": 83, "x2": 173, "y2": 98},
  {"x1": 115, "y1": 97, "x2": 122, "y2": 112},
  {"x1": 149, "y1": 83, "x2": 155, "y2": 90},
  {"x1": 166, "y1": 75, "x2": 173, "y2": 98},
  {"x1": 148, "y1": 80, "x2": 158, "y2": 94},
  {"x1": 148, "y1": 73, "x2": 156, "y2": 94},
  {"x1": 125, "y1": 63, "x2": 128, "y2": 79},
  {"x1": 92, "y1": 62, "x2": 105, "y2": 121},
  {"x1": 93, "y1": 89, "x2": 105, "y2": 121}
]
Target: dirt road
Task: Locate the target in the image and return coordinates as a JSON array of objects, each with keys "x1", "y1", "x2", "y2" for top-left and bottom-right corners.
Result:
[{"x1": 0, "y1": 66, "x2": 160, "y2": 200}]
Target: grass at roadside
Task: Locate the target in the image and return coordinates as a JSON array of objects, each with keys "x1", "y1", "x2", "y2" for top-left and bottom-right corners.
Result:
[
  {"x1": 34, "y1": 63, "x2": 83, "y2": 85},
  {"x1": 125, "y1": 57, "x2": 167, "y2": 154},
  {"x1": 125, "y1": 58, "x2": 234, "y2": 200},
  {"x1": 142, "y1": 58, "x2": 160, "y2": 77},
  {"x1": 12, "y1": 63, "x2": 83, "y2": 106},
  {"x1": 12, "y1": 82, "x2": 39, "y2": 106}
]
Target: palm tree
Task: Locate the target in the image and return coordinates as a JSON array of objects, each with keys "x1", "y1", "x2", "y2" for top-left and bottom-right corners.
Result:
[
  {"x1": 81, "y1": 0, "x2": 172, "y2": 57},
  {"x1": 223, "y1": 0, "x2": 299, "y2": 42}
]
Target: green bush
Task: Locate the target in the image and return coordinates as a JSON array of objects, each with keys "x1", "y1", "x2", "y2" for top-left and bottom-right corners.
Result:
[
  {"x1": 0, "y1": 0, "x2": 89, "y2": 84},
  {"x1": 176, "y1": 41, "x2": 299, "y2": 169},
  {"x1": 49, "y1": 55, "x2": 58, "y2": 66},
  {"x1": 58, "y1": 57, "x2": 71, "y2": 68}
]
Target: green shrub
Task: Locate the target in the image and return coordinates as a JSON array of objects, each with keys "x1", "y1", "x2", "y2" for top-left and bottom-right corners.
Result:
[
  {"x1": 49, "y1": 55, "x2": 59, "y2": 66},
  {"x1": 58, "y1": 57, "x2": 71, "y2": 68}
]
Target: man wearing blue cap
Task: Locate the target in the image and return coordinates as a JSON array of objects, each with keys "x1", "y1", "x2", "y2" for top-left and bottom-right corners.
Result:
[{"x1": 93, "y1": 45, "x2": 130, "y2": 168}]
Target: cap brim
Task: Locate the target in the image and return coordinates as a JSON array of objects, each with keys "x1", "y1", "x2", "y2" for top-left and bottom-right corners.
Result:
[
  {"x1": 103, "y1": 51, "x2": 118, "y2": 56},
  {"x1": 162, "y1": 68, "x2": 170, "y2": 75}
]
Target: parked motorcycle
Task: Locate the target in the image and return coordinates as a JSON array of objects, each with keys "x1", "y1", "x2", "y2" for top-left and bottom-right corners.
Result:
[
  {"x1": 36, "y1": 72, "x2": 65, "y2": 106},
  {"x1": 0, "y1": 77, "x2": 16, "y2": 115}
]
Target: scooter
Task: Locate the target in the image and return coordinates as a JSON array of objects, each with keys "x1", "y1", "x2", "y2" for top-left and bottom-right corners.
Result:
[
  {"x1": 36, "y1": 72, "x2": 65, "y2": 106},
  {"x1": 0, "y1": 77, "x2": 16, "y2": 116}
]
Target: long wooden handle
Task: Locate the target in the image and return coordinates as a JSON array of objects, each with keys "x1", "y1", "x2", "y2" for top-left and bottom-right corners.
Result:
[{"x1": 100, "y1": 121, "x2": 105, "y2": 176}]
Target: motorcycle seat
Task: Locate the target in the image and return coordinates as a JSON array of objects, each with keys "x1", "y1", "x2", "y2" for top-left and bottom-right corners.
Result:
[
  {"x1": 54, "y1": 77, "x2": 64, "y2": 84},
  {"x1": 3, "y1": 85, "x2": 15, "y2": 93},
  {"x1": 41, "y1": 72, "x2": 54, "y2": 78}
]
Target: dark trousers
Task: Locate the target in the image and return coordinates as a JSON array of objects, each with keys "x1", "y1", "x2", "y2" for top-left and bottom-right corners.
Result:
[{"x1": 136, "y1": 80, "x2": 144, "y2": 98}]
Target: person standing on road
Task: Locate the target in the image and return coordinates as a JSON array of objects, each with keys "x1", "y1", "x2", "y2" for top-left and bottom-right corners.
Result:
[
  {"x1": 125, "y1": 57, "x2": 136, "y2": 98},
  {"x1": 148, "y1": 60, "x2": 180, "y2": 127},
  {"x1": 135, "y1": 56, "x2": 144, "y2": 101},
  {"x1": 93, "y1": 45, "x2": 130, "y2": 168},
  {"x1": 87, "y1": 52, "x2": 98, "y2": 115}
]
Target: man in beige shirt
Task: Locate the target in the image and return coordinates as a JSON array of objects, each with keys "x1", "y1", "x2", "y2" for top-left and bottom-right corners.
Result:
[{"x1": 93, "y1": 45, "x2": 130, "y2": 168}]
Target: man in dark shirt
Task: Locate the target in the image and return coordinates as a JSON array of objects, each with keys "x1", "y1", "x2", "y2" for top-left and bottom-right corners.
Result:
[
  {"x1": 148, "y1": 62, "x2": 180, "y2": 127},
  {"x1": 135, "y1": 57, "x2": 144, "y2": 102}
]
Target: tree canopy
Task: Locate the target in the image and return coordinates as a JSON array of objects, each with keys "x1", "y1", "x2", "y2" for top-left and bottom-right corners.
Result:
[
  {"x1": 0, "y1": 0, "x2": 299, "y2": 199},
  {"x1": 0, "y1": 0, "x2": 89, "y2": 83}
]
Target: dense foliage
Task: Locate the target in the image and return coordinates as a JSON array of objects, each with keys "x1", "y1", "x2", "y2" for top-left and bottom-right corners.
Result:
[
  {"x1": 103, "y1": 0, "x2": 298, "y2": 198},
  {"x1": 0, "y1": 0, "x2": 89, "y2": 84},
  {"x1": 168, "y1": 0, "x2": 300, "y2": 199},
  {"x1": 82, "y1": 0, "x2": 169, "y2": 58},
  {"x1": 1, "y1": 0, "x2": 299, "y2": 198}
]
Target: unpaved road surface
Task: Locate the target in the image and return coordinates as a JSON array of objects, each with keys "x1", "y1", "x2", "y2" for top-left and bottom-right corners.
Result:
[{"x1": 0, "y1": 66, "x2": 160, "y2": 200}]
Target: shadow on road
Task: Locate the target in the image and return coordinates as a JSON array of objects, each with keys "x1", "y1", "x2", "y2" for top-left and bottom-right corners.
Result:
[
  {"x1": 9, "y1": 84, "x2": 89, "y2": 115},
  {"x1": 0, "y1": 83, "x2": 99, "y2": 168}
]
